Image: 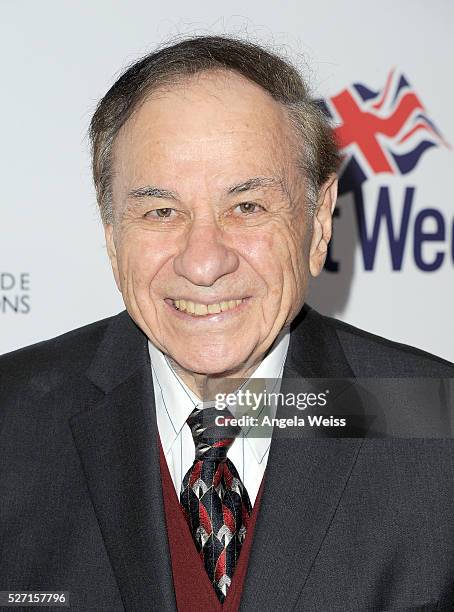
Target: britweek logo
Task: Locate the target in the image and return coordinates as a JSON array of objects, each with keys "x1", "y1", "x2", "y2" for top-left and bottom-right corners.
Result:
[{"x1": 319, "y1": 69, "x2": 452, "y2": 272}]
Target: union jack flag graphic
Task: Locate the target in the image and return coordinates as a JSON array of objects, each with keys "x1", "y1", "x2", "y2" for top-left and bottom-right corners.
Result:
[{"x1": 319, "y1": 69, "x2": 450, "y2": 194}]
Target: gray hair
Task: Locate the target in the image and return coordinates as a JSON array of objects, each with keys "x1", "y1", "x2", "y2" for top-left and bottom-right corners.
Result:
[{"x1": 88, "y1": 35, "x2": 340, "y2": 224}]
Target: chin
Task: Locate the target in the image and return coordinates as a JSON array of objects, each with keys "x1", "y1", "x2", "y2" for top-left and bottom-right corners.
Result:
[{"x1": 171, "y1": 343, "x2": 254, "y2": 377}]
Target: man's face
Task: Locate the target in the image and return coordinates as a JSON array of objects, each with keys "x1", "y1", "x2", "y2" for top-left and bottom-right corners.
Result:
[{"x1": 105, "y1": 70, "x2": 335, "y2": 376}]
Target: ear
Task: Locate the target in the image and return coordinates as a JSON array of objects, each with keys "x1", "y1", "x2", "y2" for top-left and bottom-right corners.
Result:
[
  {"x1": 103, "y1": 223, "x2": 121, "y2": 291},
  {"x1": 309, "y1": 174, "x2": 338, "y2": 278}
]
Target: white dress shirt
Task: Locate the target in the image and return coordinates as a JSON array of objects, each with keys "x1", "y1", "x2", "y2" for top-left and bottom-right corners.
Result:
[{"x1": 149, "y1": 329, "x2": 290, "y2": 506}]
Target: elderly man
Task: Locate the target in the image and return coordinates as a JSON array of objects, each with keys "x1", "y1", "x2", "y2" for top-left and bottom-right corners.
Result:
[{"x1": 1, "y1": 36, "x2": 454, "y2": 612}]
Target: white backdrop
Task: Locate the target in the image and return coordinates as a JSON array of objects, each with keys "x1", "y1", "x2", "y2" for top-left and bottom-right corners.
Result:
[{"x1": 1, "y1": 0, "x2": 453, "y2": 360}]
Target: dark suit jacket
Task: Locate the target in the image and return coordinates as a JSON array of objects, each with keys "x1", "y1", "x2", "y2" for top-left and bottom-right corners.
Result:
[{"x1": 1, "y1": 304, "x2": 454, "y2": 611}]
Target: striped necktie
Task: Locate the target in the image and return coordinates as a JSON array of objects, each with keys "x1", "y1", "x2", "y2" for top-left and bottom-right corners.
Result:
[{"x1": 179, "y1": 405, "x2": 252, "y2": 602}]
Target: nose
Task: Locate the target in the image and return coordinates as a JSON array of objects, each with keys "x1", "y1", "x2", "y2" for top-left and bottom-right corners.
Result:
[{"x1": 173, "y1": 216, "x2": 239, "y2": 286}]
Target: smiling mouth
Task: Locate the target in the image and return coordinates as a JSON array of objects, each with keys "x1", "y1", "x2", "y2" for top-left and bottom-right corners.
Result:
[{"x1": 169, "y1": 298, "x2": 247, "y2": 317}]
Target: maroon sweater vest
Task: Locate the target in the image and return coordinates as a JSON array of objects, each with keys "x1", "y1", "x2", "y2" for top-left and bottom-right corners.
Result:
[{"x1": 158, "y1": 441, "x2": 264, "y2": 611}]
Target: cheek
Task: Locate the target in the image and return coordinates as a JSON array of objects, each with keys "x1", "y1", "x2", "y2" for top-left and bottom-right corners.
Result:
[
  {"x1": 234, "y1": 230, "x2": 278, "y2": 291},
  {"x1": 116, "y1": 232, "x2": 171, "y2": 290},
  {"x1": 235, "y1": 222, "x2": 307, "y2": 296}
]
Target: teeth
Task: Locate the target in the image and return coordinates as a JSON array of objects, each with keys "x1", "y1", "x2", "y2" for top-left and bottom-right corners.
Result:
[
  {"x1": 194, "y1": 303, "x2": 208, "y2": 316},
  {"x1": 172, "y1": 298, "x2": 245, "y2": 316},
  {"x1": 207, "y1": 303, "x2": 221, "y2": 314}
]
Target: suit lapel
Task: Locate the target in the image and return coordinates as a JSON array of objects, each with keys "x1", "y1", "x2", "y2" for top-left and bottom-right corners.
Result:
[
  {"x1": 240, "y1": 305, "x2": 364, "y2": 611},
  {"x1": 69, "y1": 311, "x2": 176, "y2": 612}
]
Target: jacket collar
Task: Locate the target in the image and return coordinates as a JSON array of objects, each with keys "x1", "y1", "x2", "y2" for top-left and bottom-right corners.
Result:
[
  {"x1": 284, "y1": 303, "x2": 355, "y2": 379},
  {"x1": 240, "y1": 304, "x2": 364, "y2": 611},
  {"x1": 71, "y1": 310, "x2": 176, "y2": 612},
  {"x1": 86, "y1": 310, "x2": 149, "y2": 393}
]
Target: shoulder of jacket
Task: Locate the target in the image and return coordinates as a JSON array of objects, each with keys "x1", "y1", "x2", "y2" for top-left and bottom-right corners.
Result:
[
  {"x1": 318, "y1": 310, "x2": 454, "y2": 376},
  {"x1": 0, "y1": 313, "x2": 120, "y2": 398}
]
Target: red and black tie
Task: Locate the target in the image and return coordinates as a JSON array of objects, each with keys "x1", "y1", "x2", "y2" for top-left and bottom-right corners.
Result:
[{"x1": 179, "y1": 405, "x2": 252, "y2": 602}]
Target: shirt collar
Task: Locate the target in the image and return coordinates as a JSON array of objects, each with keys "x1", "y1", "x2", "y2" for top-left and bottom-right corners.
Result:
[
  {"x1": 148, "y1": 341, "x2": 198, "y2": 455},
  {"x1": 148, "y1": 327, "x2": 290, "y2": 462}
]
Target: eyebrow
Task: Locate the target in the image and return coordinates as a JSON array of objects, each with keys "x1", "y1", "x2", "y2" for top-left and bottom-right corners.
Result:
[
  {"x1": 127, "y1": 186, "x2": 178, "y2": 200},
  {"x1": 227, "y1": 176, "x2": 285, "y2": 195},
  {"x1": 126, "y1": 176, "x2": 286, "y2": 202}
]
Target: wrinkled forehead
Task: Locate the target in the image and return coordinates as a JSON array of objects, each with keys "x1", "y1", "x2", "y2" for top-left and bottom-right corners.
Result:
[{"x1": 111, "y1": 70, "x2": 300, "y2": 199}]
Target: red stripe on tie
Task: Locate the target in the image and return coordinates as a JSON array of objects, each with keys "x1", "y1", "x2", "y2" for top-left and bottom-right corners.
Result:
[
  {"x1": 199, "y1": 501, "x2": 212, "y2": 536},
  {"x1": 223, "y1": 505, "x2": 235, "y2": 533},
  {"x1": 223, "y1": 463, "x2": 233, "y2": 488},
  {"x1": 212, "y1": 438, "x2": 230, "y2": 448},
  {"x1": 215, "y1": 549, "x2": 227, "y2": 583},
  {"x1": 213, "y1": 463, "x2": 223, "y2": 488},
  {"x1": 189, "y1": 460, "x2": 202, "y2": 487}
]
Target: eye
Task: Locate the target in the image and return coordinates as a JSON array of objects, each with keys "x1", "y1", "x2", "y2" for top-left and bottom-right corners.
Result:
[
  {"x1": 145, "y1": 207, "x2": 175, "y2": 219},
  {"x1": 234, "y1": 202, "x2": 264, "y2": 215}
]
